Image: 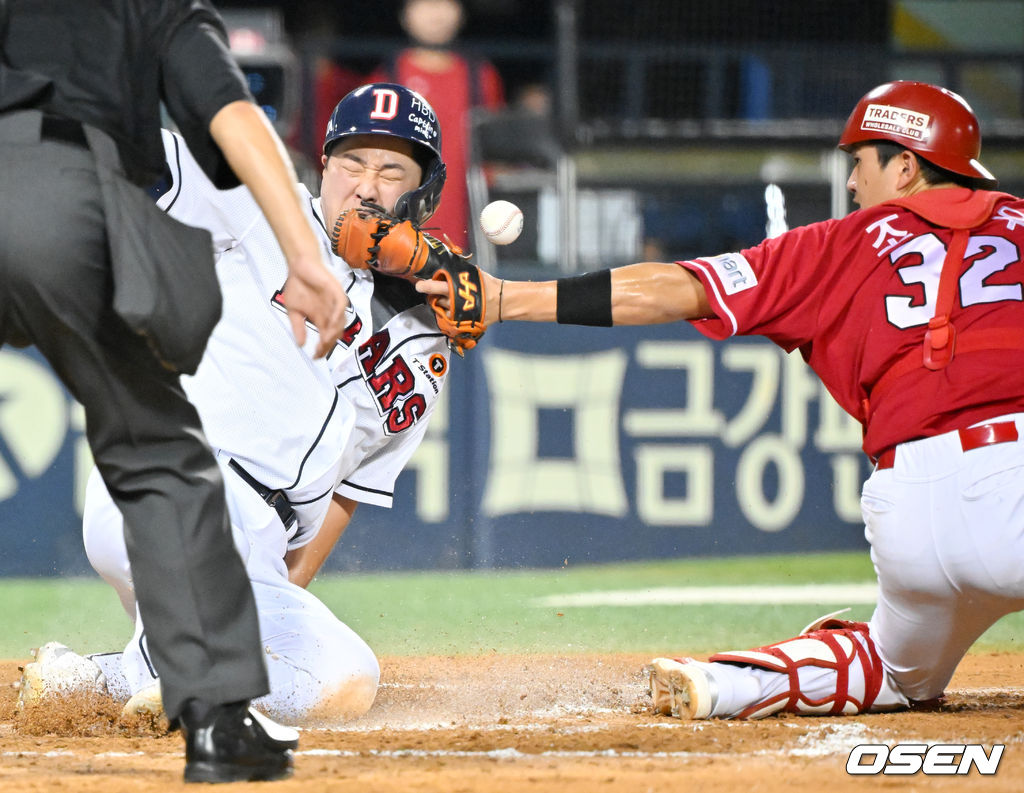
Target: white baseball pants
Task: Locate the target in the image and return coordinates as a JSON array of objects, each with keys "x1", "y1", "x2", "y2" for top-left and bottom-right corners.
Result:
[{"x1": 83, "y1": 466, "x2": 379, "y2": 725}]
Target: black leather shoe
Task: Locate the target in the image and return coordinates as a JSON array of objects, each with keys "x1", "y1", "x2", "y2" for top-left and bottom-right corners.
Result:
[{"x1": 181, "y1": 699, "x2": 298, "y2": 783}]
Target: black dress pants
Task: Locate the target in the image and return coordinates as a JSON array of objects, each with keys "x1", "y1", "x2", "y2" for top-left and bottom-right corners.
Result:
[{"x1": 0, "y1": 114, "x2": 269, "y2": 720}]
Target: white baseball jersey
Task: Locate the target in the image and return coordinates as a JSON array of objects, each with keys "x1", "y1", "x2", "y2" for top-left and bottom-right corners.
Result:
[
  {"x1": 81, "y1": 132, "x2": 453, "y2": 723},
  {"x1": 158, "y1": 130, "x2": 450, "y2": 547}
]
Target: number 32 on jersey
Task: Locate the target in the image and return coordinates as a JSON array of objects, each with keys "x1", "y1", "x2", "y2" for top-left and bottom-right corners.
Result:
[{"x1": 886, "y1": 232, "x2": 1023, "y2": 329}]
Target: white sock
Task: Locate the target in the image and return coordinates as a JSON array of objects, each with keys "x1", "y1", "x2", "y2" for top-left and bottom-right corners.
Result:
[{"x1": 696, "y1": 660, "x2": 776, "y2": 718}]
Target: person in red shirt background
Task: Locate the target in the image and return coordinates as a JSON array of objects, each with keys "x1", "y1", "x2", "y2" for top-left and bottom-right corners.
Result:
[{"x1": 370, "y1": 0, "x2": 504, "y2": 249}]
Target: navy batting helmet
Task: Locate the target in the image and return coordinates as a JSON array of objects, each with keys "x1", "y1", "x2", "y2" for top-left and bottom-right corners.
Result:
[{"x1": 323, "y1": 83, "x2": 446, "y2": 224}]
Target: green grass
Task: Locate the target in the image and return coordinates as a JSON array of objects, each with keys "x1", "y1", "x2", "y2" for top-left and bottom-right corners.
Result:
[{"x1": 1, "y1": 551, "x2": 1021, "y2": 659}]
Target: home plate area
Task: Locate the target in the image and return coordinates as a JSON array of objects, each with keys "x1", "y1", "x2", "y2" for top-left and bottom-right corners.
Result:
[{"x1": 1, "y1": 653, "x2": 1022, "y2": 791}]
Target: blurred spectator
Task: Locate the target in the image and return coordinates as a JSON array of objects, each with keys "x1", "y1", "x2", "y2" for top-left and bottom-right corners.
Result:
[
  {"x1": 292, "y1": 56, "x2": 364, "y2": 166},
  {"x1": 283, "y1": 10, "x2": 366, "y2": 175},
  {"x1": 370, "y1": 0, "x2": 505, "y2": 248},
  {"x1": 513, "y1": 81, "x2": 553, "y2": 118}
]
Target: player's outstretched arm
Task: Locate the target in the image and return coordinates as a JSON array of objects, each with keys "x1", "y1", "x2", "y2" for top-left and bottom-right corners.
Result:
[
  {"x1": 416, "y1": 262, "x2": 712, "y2": 327},
  {"x1": 335, "y1": 205, "x2": 711, "y2": 327},
  {"x1": 284, "y1": 495, "x2": 358, "y2": 588},
  {"x1": 209, "y1": 100, "x2": 348, "y2": 358}
]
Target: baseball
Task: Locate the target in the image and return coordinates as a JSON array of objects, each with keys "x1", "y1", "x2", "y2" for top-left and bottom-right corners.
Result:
[{"x1": 479, "y1": 200, "x2": 524, "y2": 245}]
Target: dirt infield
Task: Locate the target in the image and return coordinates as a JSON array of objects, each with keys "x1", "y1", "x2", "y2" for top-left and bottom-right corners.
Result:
[{"x1": 1, "y1": 652, "x2": 1022, "y2": 791}]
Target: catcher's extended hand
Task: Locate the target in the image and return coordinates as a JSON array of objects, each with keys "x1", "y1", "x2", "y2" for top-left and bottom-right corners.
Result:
[
  {"x1": 426, "y1": 260, "x2": 487, "y2": 355},
  {"x1": 330, "y1": 203, "x2": 486, "y2": 354}
]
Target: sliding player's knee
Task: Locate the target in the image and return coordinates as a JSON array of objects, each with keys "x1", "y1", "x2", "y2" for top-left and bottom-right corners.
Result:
[
  {"x1": 262, "y1": 628, "x2": 380, "y2": 723},
  {"x1": 308, "y1": 663, "x2": 380, "y2": 723}
]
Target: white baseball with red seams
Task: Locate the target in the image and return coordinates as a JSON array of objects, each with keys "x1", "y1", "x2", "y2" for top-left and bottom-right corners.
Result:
[{"x1": 479, "y1": 200, "x2": 523, "y2": 245}]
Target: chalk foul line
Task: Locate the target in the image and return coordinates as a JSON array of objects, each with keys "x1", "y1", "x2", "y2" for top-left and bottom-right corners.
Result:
[{"x1": 532, "y1": 583, "x2": 878, "y2": 608}]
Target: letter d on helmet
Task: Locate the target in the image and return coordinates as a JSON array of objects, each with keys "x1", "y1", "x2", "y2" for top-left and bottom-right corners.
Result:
[
  {"x1": 323, "y1": 83, "x2": 447, "y2": 224},
  {"x1": 839, "y1": 80, "x2": 997, "y2": 188}
]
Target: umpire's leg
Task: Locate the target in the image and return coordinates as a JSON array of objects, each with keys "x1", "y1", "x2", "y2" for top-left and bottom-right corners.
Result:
[{"x1": 0, "y1": 134, "x2": 269, "y2": 721}]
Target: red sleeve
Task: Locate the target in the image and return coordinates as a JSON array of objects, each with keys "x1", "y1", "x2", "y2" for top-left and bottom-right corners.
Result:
[{"x1": 680, "y1": 219, "x2": 842, "y2": 352}]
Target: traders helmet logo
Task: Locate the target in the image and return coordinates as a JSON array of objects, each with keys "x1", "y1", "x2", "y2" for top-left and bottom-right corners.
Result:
[{"x1": 860, "y1": 104, "x2": 931, "y2": 141}]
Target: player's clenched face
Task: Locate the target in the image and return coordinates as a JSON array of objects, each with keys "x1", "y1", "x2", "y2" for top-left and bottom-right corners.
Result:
[
  {"x1": 320, "y1": 135, "x2": 424, "y2": 226},
  {"x1": 846, "y1": 143, "x2": 904, "y2": 209}
]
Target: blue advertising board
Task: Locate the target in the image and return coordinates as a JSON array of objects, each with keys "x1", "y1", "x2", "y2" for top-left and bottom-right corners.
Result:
[{"x1": 0, "y1": 323, "x2": 871, "y2": 577}]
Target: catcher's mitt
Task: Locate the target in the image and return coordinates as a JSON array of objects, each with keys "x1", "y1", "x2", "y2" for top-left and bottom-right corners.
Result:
[
  {"x1": 330, "y1": 203, "x2": 486, "y2": 354},
  {"x1": 426, "y1": 259, "x2": 487, "y2": 355},
  {"x1": 331, "y1": 202, "x2": 441, "y2": 278}
]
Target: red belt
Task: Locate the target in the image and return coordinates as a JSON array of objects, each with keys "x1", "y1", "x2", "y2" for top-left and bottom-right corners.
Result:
[{"x1": 875, "y1": 420, "x2": 1020, "y2": 470}]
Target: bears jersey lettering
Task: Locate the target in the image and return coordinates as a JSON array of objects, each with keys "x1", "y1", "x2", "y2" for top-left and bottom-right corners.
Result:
[{"x1": 156, "y1": 129, "x2": 450, "y2": 546}]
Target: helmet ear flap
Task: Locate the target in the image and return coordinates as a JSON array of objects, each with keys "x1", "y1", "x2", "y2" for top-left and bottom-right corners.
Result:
[{"x1": 394, "y1": 159, "x2": 447, "y2": 225}]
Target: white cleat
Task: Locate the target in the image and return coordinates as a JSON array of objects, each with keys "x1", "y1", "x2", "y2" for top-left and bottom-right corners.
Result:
[
  {"x1": 645, "y1": 657, "x2": 716, "y2": 719},
  {"x1": 17, "y1": 641, "x2": 107, "y2": 708},
  {"x1": 120, "y1": 683, "x2": 297, "y2": 748},
  {"x1": 121, "y1": 681, "x2": 164, "y2": 721},
  {"x1": 248, "y1": 707, "x2": 300, "y2": 748}
]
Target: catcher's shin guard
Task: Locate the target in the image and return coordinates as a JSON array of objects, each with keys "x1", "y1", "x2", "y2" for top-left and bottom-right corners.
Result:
[{"x1": 708, "y1": 616, "x2": 885, "y2": 719}]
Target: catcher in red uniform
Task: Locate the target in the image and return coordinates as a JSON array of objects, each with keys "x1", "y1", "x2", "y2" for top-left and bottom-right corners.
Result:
[{"x1": 333, "y1": 80, "x2": 1024, "y2": 721}]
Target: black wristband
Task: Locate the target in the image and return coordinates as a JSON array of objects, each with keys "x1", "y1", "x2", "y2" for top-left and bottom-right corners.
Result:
[{"x1": 556, "y1": 270, "x2": 613, "y2": 326}]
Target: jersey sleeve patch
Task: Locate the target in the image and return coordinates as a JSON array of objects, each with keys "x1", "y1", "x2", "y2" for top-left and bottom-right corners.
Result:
[{"x1": 700, "y1": 252, "x2": 758, "y2": 295}]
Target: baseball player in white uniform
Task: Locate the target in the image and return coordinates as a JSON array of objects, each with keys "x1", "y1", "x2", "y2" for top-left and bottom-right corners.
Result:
[{"x1": 46, "y1": 84, "x2": 455, "y2": 725}]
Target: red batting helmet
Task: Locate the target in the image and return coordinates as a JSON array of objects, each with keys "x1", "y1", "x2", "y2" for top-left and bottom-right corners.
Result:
[{"x1": 838, "y1": 81, "x2": 997, "y2": 188}]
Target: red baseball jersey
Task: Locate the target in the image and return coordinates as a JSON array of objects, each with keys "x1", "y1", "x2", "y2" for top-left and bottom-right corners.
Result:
[{"x1": 681, "y1": 187, "x2": 1024, "y2": 457}]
